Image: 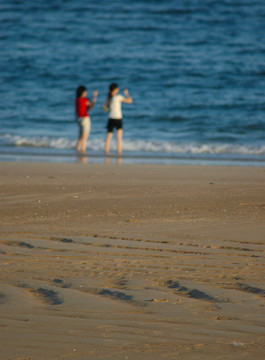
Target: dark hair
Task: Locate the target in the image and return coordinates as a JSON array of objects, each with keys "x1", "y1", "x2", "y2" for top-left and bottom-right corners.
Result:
[
  {"x1": 108, "y1": 83, "x2": 118, "y2": 102},
  {"x1": 76, "y1": 85, "x2": 87, "y2": 98}
]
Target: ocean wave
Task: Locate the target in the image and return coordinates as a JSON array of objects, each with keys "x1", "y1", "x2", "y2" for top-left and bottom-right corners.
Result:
[
  {"x1": 1, "y1": 134, "x2": 77, "y2": 150},
  {"x1": 124, "y1": 139, "x2": 265, "y2": 156},
  {"x1": 1, "y1": 134, "x2": 265, "y2": 156}
]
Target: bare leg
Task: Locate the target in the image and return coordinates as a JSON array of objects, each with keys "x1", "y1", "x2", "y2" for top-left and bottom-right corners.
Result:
[
  {"x1": 80, "y1": 132, "x2": 89, "y2": 153},
  {"x1": 116, "y1": 129, "x2": 123, "y2": 156},
  {"x1": 77, "y1": 118, "x2": 90, "y2": 154},
  {"x1": 77, "y1": 131, "x2": 89, "y2": 153},
  {"x1": 105, "y1": 132, "x2": 113, "y2": 155},
  {"x1": 76, "y1": 136, "x2": 82, "y2": 152}
]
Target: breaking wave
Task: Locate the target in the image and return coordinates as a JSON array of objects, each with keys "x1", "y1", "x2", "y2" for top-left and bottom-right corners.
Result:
[{"x1": 1, "y1": 134, "x2": 265, "y2": 156}]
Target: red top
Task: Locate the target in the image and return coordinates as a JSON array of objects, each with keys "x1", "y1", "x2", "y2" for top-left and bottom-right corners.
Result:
[{"x1": 75, "y1": 97, "x2": 90, "y2": 117}]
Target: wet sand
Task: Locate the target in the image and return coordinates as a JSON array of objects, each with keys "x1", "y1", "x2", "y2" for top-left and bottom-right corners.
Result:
[{"x1": 0, "y1": 162, "x2": 264, "y2": 360}]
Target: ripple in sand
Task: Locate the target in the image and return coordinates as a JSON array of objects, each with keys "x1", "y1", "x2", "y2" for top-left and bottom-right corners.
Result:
[
  {"x1": 0, "y1": 293, "x2": 6, "y2": 304},
  {"x1": 61, "y1": 238, "x2": 74, "y2": 243},
  {"x1": 0, "y1": 240, "x2": 34, "y2": 249},
  {"x1": 19, "y1": 242, "x2": 34, "y2": 249},
  {"x1": 167, "y1": 280, "x2": 221, "y2": 302},
  {"x1": 31, "y1": 288, "x2": 63, "y2": 305},
  {"x1": 53, "y1": 278, "x2": 71, "y2": 288},
  {"x1": 237, "y1": 283, "x2": 265, "y2": 297},
  {"x1": 98, "y1": 289, "x2": 133, "y2": 302}
]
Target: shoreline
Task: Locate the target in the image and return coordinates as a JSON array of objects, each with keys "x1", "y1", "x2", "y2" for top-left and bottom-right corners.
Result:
[
  {"x1": 0, "y1": 162, "x2": 264, "y2": 359},
  {"x1": 1, "y1": 148, "x2": 265, "y2": 167}
]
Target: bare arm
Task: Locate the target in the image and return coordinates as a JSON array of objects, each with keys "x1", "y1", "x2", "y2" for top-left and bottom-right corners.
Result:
[
  {"x1": 122, "y1": 88, "x2": 133, "y2": 104},
  {"x1": 103, "y1": 97, "x2": 109, "y2": 112},
  {"x1": 88, "y1": 90, "x2": 98, "y2": 110}
]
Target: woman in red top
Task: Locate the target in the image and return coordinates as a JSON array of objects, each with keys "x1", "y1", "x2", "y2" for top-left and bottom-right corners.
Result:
[{"x1": 75, "y1": 85, "x2": 98, "y2": 154}]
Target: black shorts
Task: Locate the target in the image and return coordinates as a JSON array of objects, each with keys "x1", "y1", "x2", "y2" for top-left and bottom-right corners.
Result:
[{"x1": 107, "y1": 119, "x2": 123, "y2": 133}]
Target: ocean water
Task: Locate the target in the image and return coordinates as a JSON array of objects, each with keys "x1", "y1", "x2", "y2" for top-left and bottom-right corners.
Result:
[{"x1": 0, "y1": 0, "x2": 265, "y2": 165}]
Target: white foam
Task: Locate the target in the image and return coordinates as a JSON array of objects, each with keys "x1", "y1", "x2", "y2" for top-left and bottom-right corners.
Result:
[
  {"x1": 1, "y1": 134, "x2": 265, "y2": 156},
  {"x1": 123, "y1": 138, "x2": 265, "y2": 156},
  {"x1": 2, "y1": 134, "x2": 77, "y2": 149}
]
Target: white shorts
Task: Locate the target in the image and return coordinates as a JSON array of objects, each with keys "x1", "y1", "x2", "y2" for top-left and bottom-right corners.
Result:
[{"x1": 78, "y1": 116, "x2": 91, "y2": 137}]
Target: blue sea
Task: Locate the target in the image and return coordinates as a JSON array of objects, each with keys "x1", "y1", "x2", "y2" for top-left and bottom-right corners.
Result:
[{"x1": 1, "y1": 0, "x2": 265, "y2": 165}]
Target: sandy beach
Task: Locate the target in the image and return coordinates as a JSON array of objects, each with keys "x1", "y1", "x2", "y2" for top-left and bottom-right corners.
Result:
[{"x1": 0, "y1": 161, "x2": 264, "y2": 360}]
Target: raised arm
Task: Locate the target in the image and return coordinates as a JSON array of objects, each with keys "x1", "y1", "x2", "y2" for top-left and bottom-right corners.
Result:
[
  {"x1": 103, "y1": 97, "x2": 109, "y2": 112},
  {"x1": 122, "y1": 88, "x2": 133, "y2": 104},
  {"x1": 88, "y1": 90, "x2": 98, "y2": 110}
]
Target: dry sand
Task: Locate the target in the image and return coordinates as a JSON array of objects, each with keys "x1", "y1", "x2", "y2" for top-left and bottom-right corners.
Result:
[{"x1": 0, "y1": 161, "x2": 264, "y2": 360}]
